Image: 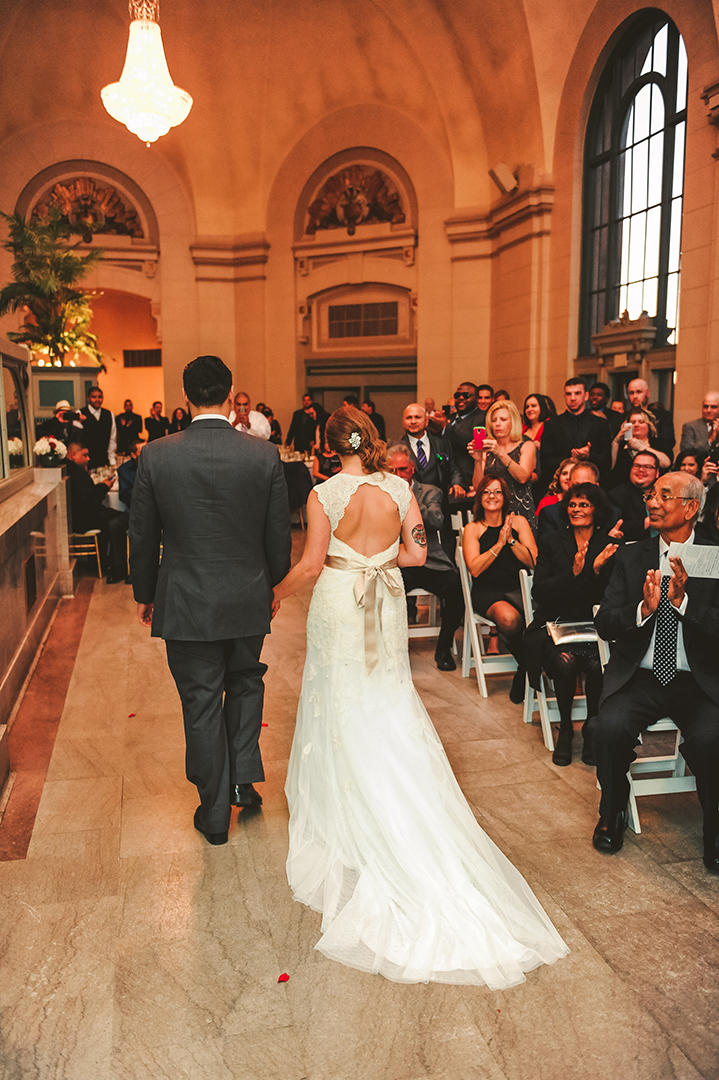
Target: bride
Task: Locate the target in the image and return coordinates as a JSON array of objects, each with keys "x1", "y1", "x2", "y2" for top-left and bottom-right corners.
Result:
[{"x1": 273, "y1": 406, "x2": 568, "y2": 988}]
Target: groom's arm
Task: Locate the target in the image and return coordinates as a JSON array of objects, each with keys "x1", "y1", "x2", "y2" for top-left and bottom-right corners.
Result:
[
  {"x1": 129, "y1": 450, "x2": 163, "y2": 622},
  {"x1": 264, "y1": 454, "x2": 292, "y2": 586}
]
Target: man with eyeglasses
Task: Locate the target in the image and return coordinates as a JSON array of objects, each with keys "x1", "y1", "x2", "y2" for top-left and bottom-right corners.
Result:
[
  {"x1": 590, "y1": 471, "x2": 719, "y2": 872},
  {"x1": 443, "y1": 382, "x2": 488, "y2": 497},
  {"x1": 679, "y1": 390, "x2": 719, "y2": 456},
  {"x1": 540, "y1": 376, "x2": 612, "y2": 495},
  {"x1": 608, "y1": 450, "x2": 659, "y2": 541}
]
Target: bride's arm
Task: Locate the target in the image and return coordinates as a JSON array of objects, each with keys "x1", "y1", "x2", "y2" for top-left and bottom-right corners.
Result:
[
  {"x1": 273, "y1": 491, "x2": 331, "y2": 602},
  {"x1": 397, "y1": 494, "x2": 428, "y2": 568}
]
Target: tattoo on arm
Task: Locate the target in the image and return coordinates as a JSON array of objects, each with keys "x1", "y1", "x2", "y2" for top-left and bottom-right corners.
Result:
[{"x1": 411, "y1": 524, "x2": 427, "y2": 547}]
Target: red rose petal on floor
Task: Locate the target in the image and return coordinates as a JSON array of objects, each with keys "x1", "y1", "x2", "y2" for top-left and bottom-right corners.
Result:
[
  {"x1": 262, "y1": 723, "x2": 268, "y2": 727},
  {"x1": 128, "y1": 713, "x2": 136, "y2": 717},
  {"x1": 277, "y1": 973, "x2": 290, "y2": 983}
]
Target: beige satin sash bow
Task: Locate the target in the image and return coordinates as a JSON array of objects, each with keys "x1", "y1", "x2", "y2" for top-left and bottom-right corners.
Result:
[{"x1": 324, "y1": 554, "x2": 403, "y2": 671}]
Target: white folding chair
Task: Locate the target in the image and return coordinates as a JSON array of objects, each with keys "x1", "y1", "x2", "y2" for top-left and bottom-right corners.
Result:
[
  {"x1": 519, "y1": 568, "x2": 589, "y2": 752},
  {"x1": 69, "y1": 529, "x2": 103, "y2": 578},
  {"x1": 594, "y1": 614, "x2": 696, "y2": 834},
  {"x1": 453, "y1": 513, "x2": 517, "y2": 697},
  {"x1": 406, "y1": 589, "x2": 441, "y2": 640}
]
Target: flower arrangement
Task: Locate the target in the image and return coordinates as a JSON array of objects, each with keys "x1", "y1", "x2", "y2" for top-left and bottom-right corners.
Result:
[
  {"x1": 33, "y1": 436, "x2": 67, "y2": 467},
  {"x1": 8, "y1": 437, "x2": 23, "y2": 457}
]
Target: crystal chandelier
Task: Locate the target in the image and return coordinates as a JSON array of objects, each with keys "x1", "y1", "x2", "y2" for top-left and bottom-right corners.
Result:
[{"x1": 101, "y1": 0, "x2": 192, "y2": 146}]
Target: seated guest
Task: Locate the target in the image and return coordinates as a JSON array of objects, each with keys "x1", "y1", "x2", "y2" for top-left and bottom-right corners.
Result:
[
  {"x1": 229, "y1": 392, "x2": 271, "y2": 439},
  {"x1": 168, "y1": 407, "x2": 190, "y2": 434},
  {"x1": 145, "y1": 401, "x2": 170, "y2": 442},
  {"x1": 610, "y1": 407, "x2": 671, "y2": 486},
  {"x1": 590, "y1": 473, "x2": 719, "y2": 872},
  {"x1": 257, "y1": 403, "x2": 282, "y2": 444},
  {"x1": 116, "y1": 399, "x2": 143, "y2": 454},
  {"x1": 527, "y1": 483, "x2": 618, "y2": 766},
  {"x1": 388, "y1": 446, "x2": 464, "y2": 672},
  {"x1": 469, "y1": 399, "x2": 537, "y2": 534},
  {"x1": 312, "y1": 437, "x2": 341, "y2": 482},
  {"x1": 680, "y1": 390, "x2": 719, "y2": 455},
  {"x1": 117, "y1": 440, "x2": 143, "y2": 510},
  {"x1": 539, "y1": 462, "x2": 601, "y2": 537},
  {"x1": 608, "y1": 451, "x2": 659, "y2": 541},
  {"x1": 462, "y1": 475, "x2": 537, "y2": 700},
  {"x1": 66, "y1": 442, "x2": 129, "y2": 583},
  {"x1": 673, "y1": 449, "x2": 705, "y2": 478},
  {"x1": 536, "y1": 458, "x2": 576, "y2": 514},
  {"x1": 361, "y1": 399, "x2": 386, "y2": 441}
]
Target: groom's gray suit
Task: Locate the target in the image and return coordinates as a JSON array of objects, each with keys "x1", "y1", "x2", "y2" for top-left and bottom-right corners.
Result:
[{"x1": 129, "y1": 417, "x2": 292, "y2": 832}]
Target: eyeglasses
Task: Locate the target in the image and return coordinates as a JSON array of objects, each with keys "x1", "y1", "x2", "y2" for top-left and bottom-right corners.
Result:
[
  {"x1": 482, "y1": 489, "x2": 503, "y2": 498},
  {"x1": 454, "y1": 391, "x2": 473, "y2": 399},
  {"x1": 632, "y1": 464, "x2": 657, "y2": 471},
  {"x1": 567, "y1": 501, "x2": 593, "y2": 510},
  {"x1": 642, "y1": 490, "x2": 694, "y2": 504}
]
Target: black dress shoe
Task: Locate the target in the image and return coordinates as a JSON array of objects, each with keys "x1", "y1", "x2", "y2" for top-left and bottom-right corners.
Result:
[
  {"x1": 552, "y1": 725, "x2": 573, "y2": 766},
  {"x1": 434, "y1": 646, "x2": 456, "y2": 672},
  {"x1": 581, "y1": 723, "x2": 595, "y2": 766},
  {"x1": 193, "y1": 807, "x2": 228, "y2": 845},
  {"x1": 592, "y1": 809, "x2": 628, "y2": 853},
  {"x1": 703, "y1": 828, "x2": 719, "y2": 873},
  {"x1": 232, "y1": 783, "x2": 263, "y2": 808},
  {"x1": 508, "y1": 667, "x2": 525, "y2": 705},
  {"x1": 106, "y1": 574, "x2": 125, "y2": 584}
]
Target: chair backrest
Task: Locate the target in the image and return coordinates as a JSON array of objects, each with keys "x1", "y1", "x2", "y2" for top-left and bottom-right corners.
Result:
[
  {"x1": 592, "y1": 604, "x2": 612, "y2": 670},
  {"x1": 519, "y1": 568, "x2": 534, "y2": 624}
]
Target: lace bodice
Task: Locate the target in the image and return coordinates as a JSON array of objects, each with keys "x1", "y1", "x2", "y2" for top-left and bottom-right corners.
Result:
[{"x1": 315, "y1": 471, "x2": 412, "y2": 539}]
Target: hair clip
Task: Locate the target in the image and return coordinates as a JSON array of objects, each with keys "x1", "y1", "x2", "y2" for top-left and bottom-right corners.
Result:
[{"x1": 348, "y1": 431, "x2": 361, "y2": 450}]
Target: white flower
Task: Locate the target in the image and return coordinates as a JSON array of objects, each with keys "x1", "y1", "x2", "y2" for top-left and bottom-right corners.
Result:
[
  {"x1": 33, "y1": 437, "x2": 67, "y2": 458},
  {"x1": 348, "y1": 431, "x2": 361, "y2": 451},
  {"x1": 8, "y1": 438, "x2": 23, "y2": 456}
]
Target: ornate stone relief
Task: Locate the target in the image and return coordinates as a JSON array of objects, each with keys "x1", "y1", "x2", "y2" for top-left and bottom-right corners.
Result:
[
  {"x1": 306, "y1": 165, "x2": 405, "y2": 236},
  {"x1": 34, "y1": 177, "x2": 144, "y2": 242}
]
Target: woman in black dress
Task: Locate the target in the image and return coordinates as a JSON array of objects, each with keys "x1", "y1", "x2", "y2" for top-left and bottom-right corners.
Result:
[
  {"x1": 526, "y1": 483, "x2": 618, "y2": 766},
  {"x1": 462, "y1": 475, "x2": 537, "y2": 700}
]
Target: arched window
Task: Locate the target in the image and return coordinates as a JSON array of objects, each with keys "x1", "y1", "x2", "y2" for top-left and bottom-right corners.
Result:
[{"x1": 581, "y1": 13, "x2": 688, "y2": 353}]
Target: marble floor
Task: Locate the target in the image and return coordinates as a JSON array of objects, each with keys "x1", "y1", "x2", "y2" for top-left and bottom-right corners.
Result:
[{"x1": 0, "y1": 535, "x2": 717, "y2": 1080}]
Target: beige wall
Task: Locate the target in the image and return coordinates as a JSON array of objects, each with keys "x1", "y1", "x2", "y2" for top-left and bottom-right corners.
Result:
[{"x1": 0, "y1": 0, "x2": 718, "y2": 434}]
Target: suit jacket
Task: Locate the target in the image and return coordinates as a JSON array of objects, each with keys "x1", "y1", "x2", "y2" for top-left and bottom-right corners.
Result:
[
  {"x1": 680, "y1": 417, "x2": 714, "y2": 455},
  {"x1": 540, "y1": 410, "x2": 612, "y2": 485},
  {"x1": 400, "y1": 431, "x2": 456, "y2": 492},
  {"x1": 66, "y1": 459, "x2": 108, "y2": 533},
  {"x1": 537, "y1": 499, "x2": 620, "y2": 541},
  {"x1": 444, "y1": 406, "x2": 485, "y2": 489},
  {"x1": 286, "y1": 408, "x2": 316, "y2": 454},
  {"x1": 594, "y1": 533, "x2": 719, "y2": 706},
  {"x1": 78, "y1": 406, "x2": 114, "y2": 468},
  {"x1": 129, "y1": 419, "x2": 292, "y2": 641},
  {"x1": 608, "y1": 482, "x2": 650, "y2": 541},
  {"x1": 410, "y1": 480, "x2": 455, "y2": 572},
  {"x1": 116, "y1": 411, "x2": 143, "y2": 453}
]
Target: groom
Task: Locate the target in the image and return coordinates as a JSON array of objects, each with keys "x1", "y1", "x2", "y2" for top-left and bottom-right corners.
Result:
[{"x1": 130, "y1": 355, "x2": 292, "y2": 845}]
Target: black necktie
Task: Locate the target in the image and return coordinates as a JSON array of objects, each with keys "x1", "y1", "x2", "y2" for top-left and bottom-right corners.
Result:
[
  {"x1": 415, "y1": 440, "x2": 427, "y2": 468},
  {"x1": 652, "y1": 574, "x2": 678, "y2": 686}
]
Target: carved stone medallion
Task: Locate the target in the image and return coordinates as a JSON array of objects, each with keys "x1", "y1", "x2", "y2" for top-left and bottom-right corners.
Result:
[
  {"x1": 34, "y1": 178, "x2": 144, "y2": 241},
  {"x1": 307, "y1": 165, "x2": 405, "y2": 236}
]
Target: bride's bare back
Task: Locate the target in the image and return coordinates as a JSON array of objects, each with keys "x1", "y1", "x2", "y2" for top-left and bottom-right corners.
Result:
[{"x1": 333, "y1": 484, "x2": 401, "y2": 557}]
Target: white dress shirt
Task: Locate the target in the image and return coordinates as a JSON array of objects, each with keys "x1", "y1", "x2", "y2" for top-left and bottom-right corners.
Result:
[
  {"x1": 191, "y1": 414, "x2": 231, "y2": 424},
  {"x1": 86, "y1": 403, "x2": 117, "y2": 464},
  {"x1": 637, "y1": 532, "x2": 693, "y2": 672},
  {"x1": 228, "y1": 409, "x2": 271, "y2": 439},
  {"x1": 407, "y1": 432, "x2": 431, "y2": 463}
]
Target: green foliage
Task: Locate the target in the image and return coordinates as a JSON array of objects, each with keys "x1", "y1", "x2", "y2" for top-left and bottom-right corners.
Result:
[{"x1": 0, "y1": 208, "x2": 105, "y2": 366}]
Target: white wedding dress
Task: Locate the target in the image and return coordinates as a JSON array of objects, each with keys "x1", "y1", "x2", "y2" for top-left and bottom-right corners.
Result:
[{"x1": 285, "y1": 471, "x2": 568, "y2": 988}]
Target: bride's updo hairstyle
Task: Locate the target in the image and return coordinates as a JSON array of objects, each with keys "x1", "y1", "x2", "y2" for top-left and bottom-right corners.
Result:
[{"x1": 325, "y1": 405, "x2": 389, "y2": 474}]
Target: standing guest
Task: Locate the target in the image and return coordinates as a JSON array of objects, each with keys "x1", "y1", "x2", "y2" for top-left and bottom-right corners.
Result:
[
  {"x1": 462, "y1": 475, "x2": 537, "y2": 702},
  {"x1": 401, "y1": 403, "x2": 457, "y2": 495},
  {"x1": 469, "y1": 399, "x2": 537, "y2": 533},
  {"x1": 443, "y1": 382, "x2": 485, "y2": 496},
  {"x1": 476, "y1": 385, "x2": 494, "y2": 414},
  {"x1": 536, "y1": 458, "x2": 577, "y2": 514},
  {"x1": 608, "y1": 451, "x2": 659, "y2": 541},
  {"x1": 527, "y1": 483, "x2": 618, "y2": 766},
  {"x1": 361, "y1": 399, "x2": 386, "y2": 441},
  {"x1": 312, "y1": 437, "x2": 342, "y2": 482},
  {"x1": 539, "y1": 376, "x2": 612, "y2": 490},
  {"x1": 590, "y1": 472, "x2": 719, "y2": 872},
  {"x1": 342, "y1": 394, "x2": 359, "y2": 408},
  {"x1": 66, "y1": 441, "x2": 128, "y2": 583},
  {"x1": 610, "y1": 407, "x2": 671, "y2": 486},
  {"x1": 42, "y1": 399, "x2": 84, "y2": 444},
  {"x1": 626, "y1": 377, "x2": 675, "y2": 458},
  {"x1": 117, "y1": 439, "x2": 143, "y2": 510},
  {"x1": 680, "y1": 390, "x2": 719, "y2": 455},
  {"x1": 287, "y1": 394, "x2": 319, "y2": 454},
  {"x1": 257, "y1": 403, "x2": 282, "y2": 445},
  {"x1": 493, "y1": 389, "x2": 510, "y2": 402},
  {"x1": 589, "y1": 382, "x2": 623, "y2": 437},
  {"x1": 388, "y1": 445, "x2": 465, "y2": 672},
  {"x1": 79, "y1": 386, "x2": 117, "y2": 468},
  {"x1": 116, "y1": 399, "x2": 143, "y2": 454},
  {"x1": 229, "y1": 391, "x2": 271, "y2": 439},
  {"x1": 672, "y1": 450, "x2": 705, "y2": 478},
  {"x1": 610, "y1": 399, "x2": 626, "y2": 416},
  {"x1": 168, "y1": 407, "x2": 191, "y2": 434},
  {"x1": 522, "y1": 393, "x2": 554, "y2": 449},
  {"x1": 145, "y1": 401, "x2": 170, "y2": 442}
]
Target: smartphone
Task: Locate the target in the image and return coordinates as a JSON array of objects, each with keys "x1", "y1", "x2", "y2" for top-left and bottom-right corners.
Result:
[
  {"x1": 623, "y1": 422, "x2": 633, "y2": 441},
  {"x1": 442, "y1": 405, "x2": 452, "y2": 418},
  {"x1": 473, "y1": 426, "x2": 486, "y2": 450}
]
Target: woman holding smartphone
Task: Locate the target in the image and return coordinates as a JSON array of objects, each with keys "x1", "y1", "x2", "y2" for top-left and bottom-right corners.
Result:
[
  {"x1": 469, "y1": 399, "x2": 538, "y2": 534},
  {"x1": 609, "y1": 407, "x2": 671, "y2": 485}
]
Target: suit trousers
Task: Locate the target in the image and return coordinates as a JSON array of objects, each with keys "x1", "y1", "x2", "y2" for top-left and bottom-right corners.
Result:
[
  {"x1": 166, "y1": 636, "x2": 267, "y2": 831},
  {"x1": 588, "y1": 669, "x2": 719, "y2": 838},
  {"x1": 401, "y1": 567, "x2": 464, "y2": 649}
]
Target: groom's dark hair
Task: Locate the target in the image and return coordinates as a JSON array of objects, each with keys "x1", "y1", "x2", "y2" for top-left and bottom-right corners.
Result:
[{"x1": 183, "y1": 355, "x2": 233, "y2": 407}]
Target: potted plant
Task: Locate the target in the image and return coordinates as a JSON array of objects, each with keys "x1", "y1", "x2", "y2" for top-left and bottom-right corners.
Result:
[{"x1": 0, "y1": 208, "x2": 105, "y2": 368}]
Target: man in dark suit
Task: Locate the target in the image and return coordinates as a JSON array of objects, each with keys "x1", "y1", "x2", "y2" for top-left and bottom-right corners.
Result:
[
  {"x1": 540, "y1": 376, "x2": 611, "y2": 489},
  {"x1": 679, "y1": 390, "x2": 719, "y2": 455},
  {"x1": 66, "y1": 442, "x2": 129, "y2": 582},
  {"x1": 130, "y1": 355, "x2": 292, "y2": 846},
  {"x1": 590, "y1": 471, "x2": 719, "y2": 872},
  {"x1": 443, "y1": 382, "x2": 487, "y2": 494},
  {"x1": 608, "y1": 451, "x2": 659, "y2": 541},
  {"x1": 388, "y1": 445, "x2": 464, "y2": 671},
  {"x1": 144, "y1": 400, "x2": 170, "y2": 442},
  {"x1": 361, "y1": 399, "x2": 386, "y2": 441},
  {"x1": 401, "y1": 402, "x2": 459, "y2": 557},
  {"x1": 286, "y1": 393, "x2": 319, "y2": 454},
  {"x1": 116, "y1": 399, "x2": 143, "y2": 455},
  {"x1": 78, "y1": 386, "x2": 116, "y2": 469}
]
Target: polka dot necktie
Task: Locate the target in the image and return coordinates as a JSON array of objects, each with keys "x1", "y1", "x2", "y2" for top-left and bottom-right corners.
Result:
[
  {"x1": 415, "y1": 440, "x2": 428, "y2": 468},
  {"x1": 652, "y1": 575, "x2": 678, "y2": 686}
]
